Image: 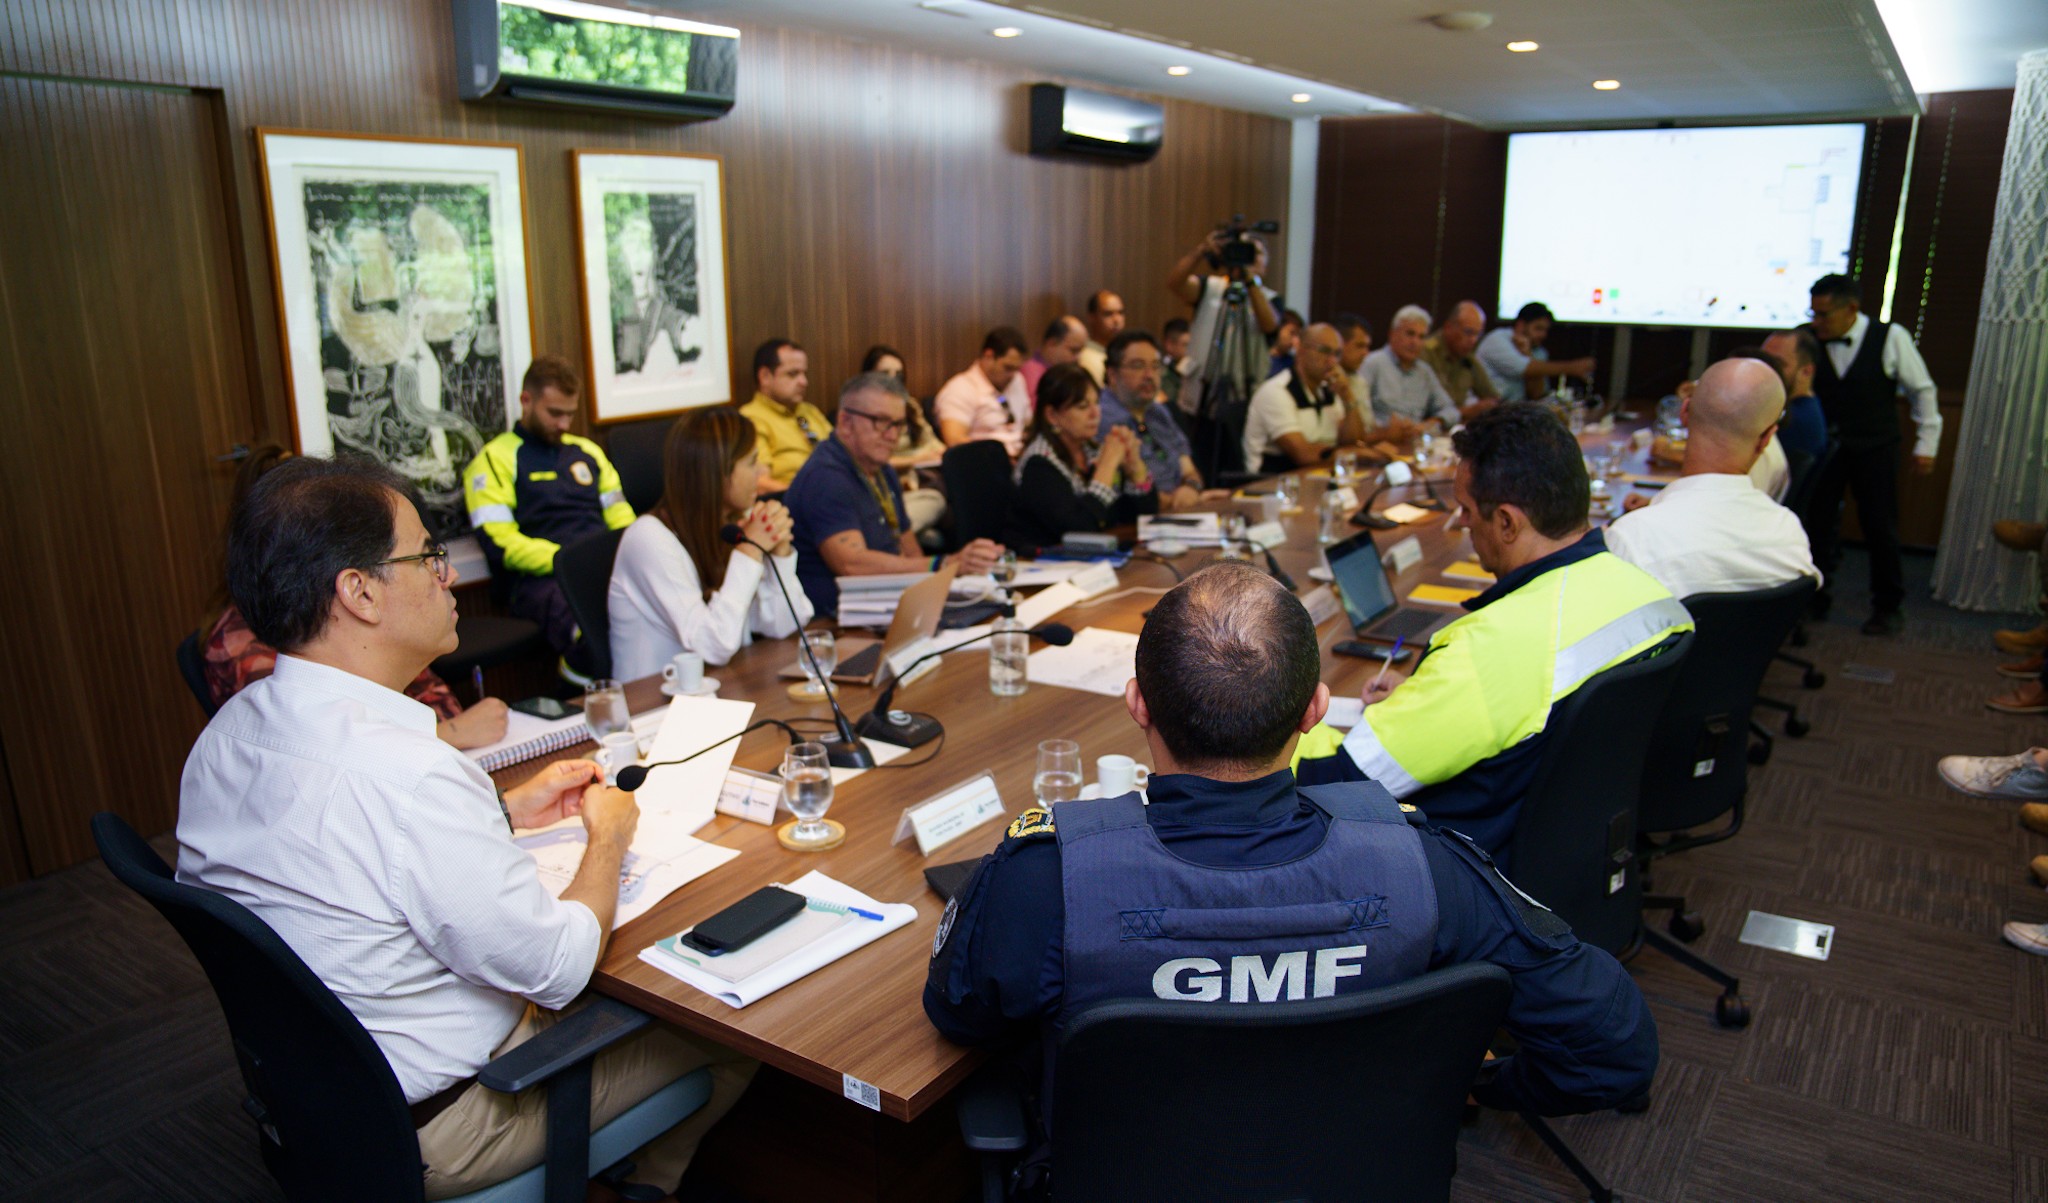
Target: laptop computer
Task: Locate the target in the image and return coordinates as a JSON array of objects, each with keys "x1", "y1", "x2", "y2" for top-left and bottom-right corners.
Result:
[
  {"x1": 781, "y1": 564, "x2": 958, "y2": 685},
  {"x1": 1322, "y1": 530, "x2": 1457, "y2": 645}
]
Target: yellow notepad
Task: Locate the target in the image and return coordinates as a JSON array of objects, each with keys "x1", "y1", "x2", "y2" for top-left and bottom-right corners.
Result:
[
  {"x1": 1406, "y1": 583, "x2": 1482, "y2": 608},
  {"x1": 1442, "y1": 560, "x2": 1496, "y2": 584}
]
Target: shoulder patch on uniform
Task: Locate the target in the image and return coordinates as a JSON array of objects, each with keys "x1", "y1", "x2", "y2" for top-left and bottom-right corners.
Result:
[
  {"x1": 570, "y1": 460, "x2": 594, "y2": 486},
  {"x1": 1006, "y1": 807, "x2": 1056, "y2": 840}
]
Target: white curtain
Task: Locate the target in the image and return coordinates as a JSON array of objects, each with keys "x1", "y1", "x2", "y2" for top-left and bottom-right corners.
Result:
[{"x1": 1933, "y1": 49, "x2": 2048, "y2": 612}]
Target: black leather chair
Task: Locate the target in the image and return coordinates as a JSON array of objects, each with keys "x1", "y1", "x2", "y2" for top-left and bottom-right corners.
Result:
[
  {"x1": 430, "y1": 613, "x2": 551, "y2": 688},
  {"x1": 1749, "y1": 440, "x2": 1839, "y2": 759},
  {"x1": 176, "y1": 629, "x2": 218, "y2": 718},
  {"x1": 554, "y1": 529, "x2": 626, "y2": 682},
  {"x1": 941, "y1": 440, "x2": 1019, "y2": 548},
  {"x1": 958, "y1": 963, "x2": 1511, "y2": 1203},
  {"x1": 604, "y1": 416, "x2": 676, "y2": 517},
  {"x1": 90, "y1": 811, "x2": 711, "y2": 1203}
]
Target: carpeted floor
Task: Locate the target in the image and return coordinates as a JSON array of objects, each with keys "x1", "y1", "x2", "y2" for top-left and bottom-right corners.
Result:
[{"x1": 4, "y1": 549, "x2": 2044, "y2": 1202}]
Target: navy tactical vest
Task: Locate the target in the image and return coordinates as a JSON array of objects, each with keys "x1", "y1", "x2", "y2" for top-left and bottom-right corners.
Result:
[
  {"x1": 1053, "y1": 781, "x2": 1439, "y2": 1028},
  {"x1": 1812, "y1": 321, "x2": 1901, "y2": 450}
]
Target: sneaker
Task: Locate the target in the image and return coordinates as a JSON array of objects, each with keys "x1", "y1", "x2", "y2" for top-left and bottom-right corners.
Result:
[
  {"x1": 2024, "y1": 803, "x2": 2048, "y2": 838},
  {"x1": 1995, "y1": 624, "x2": 2048, "y2": 656},
  {"x1": 2033, "y1": 856, "x2": 2048, "y2": 888},
  {"x1": 1990, "y1": 682, "x2": 2048, "y2": 715},
  {"x1": 1938, "y1": 751, "x2": 2048, "y2": 799},
  {"x1": 2004, "y1": 921, "x2": 2048, "y2": 956},
  {"x1": 1994, "y1": 520, "x2": 2047, "y2": 552},
  {"x1": 1861, "y1": 609, "x2": 1904, "y2": 637},
  {"x1": 2000, "y1": 654, "x2": 2045, "y2": 681}
]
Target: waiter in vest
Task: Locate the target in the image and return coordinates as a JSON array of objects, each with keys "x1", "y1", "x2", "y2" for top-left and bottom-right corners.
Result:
[
  {"x1": 1805, "y1": 273, "x2": 1942, "y2": 636},
  {"x1": 923, "y1": 562, "x2": 1659, "y2": 1146}
]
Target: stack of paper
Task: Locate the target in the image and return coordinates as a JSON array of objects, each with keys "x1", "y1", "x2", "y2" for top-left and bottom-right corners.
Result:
[
  {"x1": 638, "y1": 871, "x2": 918, "y2": 1009},
  {"x1": 1138, "y1": 513, "x2": 1223, "y2": 546},
  {"x1": 1024, "y1": 626, "x2": 1140, "y2": 697},
  {"x1": 836, "y1": 571, "x2": 931, "y2": 627},
  {"x1": 515, "y1": 809, "x2": 739, "y2": 926}
]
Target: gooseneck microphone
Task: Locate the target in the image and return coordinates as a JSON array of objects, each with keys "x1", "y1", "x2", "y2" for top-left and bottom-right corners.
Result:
[
  {"x1": 720, "y1": 523, "x2": 875, "y2": 769},
  {"x1": 1244, "y1": 540, "x2": 1298, "y2": 593},
  {"x1": 614, "y1": 718, "x2": 800, "y2": 793},
  {"x1": 852, "y1": 621, "x2": 1074, "y2": 747}
]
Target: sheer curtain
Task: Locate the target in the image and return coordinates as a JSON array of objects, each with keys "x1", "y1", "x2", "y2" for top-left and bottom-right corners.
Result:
[{"x1": 1934, "y1": 49, "x2": 2048, "y2": 612}]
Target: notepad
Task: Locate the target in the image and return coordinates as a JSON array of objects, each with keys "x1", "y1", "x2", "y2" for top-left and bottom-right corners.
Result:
[
  {"x1": 654, "y1": 901, "x2": 854, "y2": 984},
  {"x1": 1381, "y1": 502, "x2": 1432, "y2": 524},
  {"x1": 465, "y1": 711, "x2": 592, "y2": 772},
  {"x1": 638, "y1": 871, "x2": 918, "y2": 1008},
  {"x1": 1405, "y1": 583, "x2": 1482, "y2": 608},
  {"x1": 1441, "y1": 560, "x2": 1497, "y2": 584}
]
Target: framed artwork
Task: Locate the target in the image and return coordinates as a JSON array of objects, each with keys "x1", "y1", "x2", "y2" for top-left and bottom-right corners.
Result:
[
  {"x1": 256, "y1": 129, "x2": 534, "y2": 538},
  {"x1": 571, "y1": 150, "x2": 732, "y2": 422}
]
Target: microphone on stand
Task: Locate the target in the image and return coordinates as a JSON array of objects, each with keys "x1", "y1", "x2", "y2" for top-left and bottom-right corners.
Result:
[
  {"x1": 613, "y1": 718, "x2": 801, "y2": 793},
  {"x1": 1350, "y1": 462, "x2": 1410, "y2": 531},
  {"x1": 720, "y1": 523, "x2": 875, "y2": 770},
  {"x1": 1244, "y1": 540, "x2": 1298, "y2": 592},
  {"x1": 854, "y1": 621, "x2": 1075, "y2": 748}
]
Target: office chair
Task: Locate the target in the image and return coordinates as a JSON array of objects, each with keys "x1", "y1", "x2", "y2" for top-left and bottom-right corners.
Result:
[
  {"x1": 430, "y1": 613, "x2": 551, "y2": 691},
  {"x1": 603, "y1": 417, "x2": 676, "y2": 516},
  {"x1": 90, "y1": 812, "x2": 711, "y2": 1203},
  {"x1": 554, "y1": 529, "x2": 627, "y2": 682},
  {"x1": 941, "y1": 440, "x2": 1019, "y2": 548},
  {"x1": 176, "y1": 629, "x2": 218, "y2": 718},
  {"x1": 957, "y1": 963, "x2": 1511, "y2": 1203},
  {"x1": 1751, "y1": 441, "x2": 1838, "y2": 760}
]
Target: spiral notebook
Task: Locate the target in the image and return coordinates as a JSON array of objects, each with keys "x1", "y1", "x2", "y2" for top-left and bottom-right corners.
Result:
[{"x1": 465, "y1": 711, "x2": 592, "y2": 772}]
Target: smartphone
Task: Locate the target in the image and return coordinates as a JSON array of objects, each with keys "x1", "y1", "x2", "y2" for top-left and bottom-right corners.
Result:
[
  {"x1": 1333, "y1": 640, "x2": 1414, "y2": 663},
  {"x1": 510, "y1": 695, "x2": 572, "y2": 719},
  {"x1": 680, "y1": 886, "x2": 808, "y2": 956}
]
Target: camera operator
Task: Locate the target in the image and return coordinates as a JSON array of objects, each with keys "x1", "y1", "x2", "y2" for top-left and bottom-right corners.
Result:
[{"x1": 1168, "y1": 228, "x2": 1280, "y2": 345}]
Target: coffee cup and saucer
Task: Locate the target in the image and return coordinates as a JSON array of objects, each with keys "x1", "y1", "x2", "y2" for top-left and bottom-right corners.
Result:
[
  {"x1": 658, "y1": 652, "x2": 720, "y2": 697},
  {"x1": 1076, "y1": 754, "x2": 1151, "y2": 801}
]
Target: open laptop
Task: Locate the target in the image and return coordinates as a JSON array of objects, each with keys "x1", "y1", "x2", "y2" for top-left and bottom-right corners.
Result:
[
  {"x1": 1322, "y1": 530, "x2": 1456, "y2": 645},
  {"x1": 781, "y1": 564, "x2": 958, "y2": 685}
]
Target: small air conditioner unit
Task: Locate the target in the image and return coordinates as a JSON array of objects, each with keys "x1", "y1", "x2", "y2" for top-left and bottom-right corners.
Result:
[
  {"x1": 1030, "y1": 84, "x2": 1164, "y2": 162},
  {"x1": 453, "y1": 0, "x2": 738, "y2": 121}
]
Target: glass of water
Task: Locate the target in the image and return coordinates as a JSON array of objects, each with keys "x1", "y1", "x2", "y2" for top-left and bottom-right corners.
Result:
[
  {"x1": 792, "y1": 629, "x2": 836, "y2": 703},
  {"x1": 1219, "y1": 512, "x2": 1250, "y2": 561},
  {"x1": 1034, "y1": 739, "x2": 1082, "y2": 804},
  {"x1": 583, "y1": 679, "x2": 631, "y2": 739},
  {"x1": 1275, "y1": 474, "x2": 1302, "y2": 514},
  {"x1": 991, "y1": 548, "x2": 1018, "y2": 588},
  {"x1": 1333, "y1": 448, "x2": 1358, "y2": 487},
  {"x1": 989, "y1": 617, "x2": 1028, "y2": 697},
  {"x1": 1318, "y1": 489, "x2": 1348, "y2": 545},
  {"x1": 781, "y1": 741, "x2": 838, "y2": 849}
]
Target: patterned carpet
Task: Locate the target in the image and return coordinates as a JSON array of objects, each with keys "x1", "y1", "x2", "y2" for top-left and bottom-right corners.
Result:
[{"x1": 3, "y1": 549, "x2": 2043, "y2": 1202}]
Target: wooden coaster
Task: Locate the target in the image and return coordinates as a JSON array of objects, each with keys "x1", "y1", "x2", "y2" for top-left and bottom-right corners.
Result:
[
  {"x1": 777, "y1": 819, "x2": 846, "y2": 851},
  {"x1": 786, "y1": 681, "x2": 829, "y2": 703}
]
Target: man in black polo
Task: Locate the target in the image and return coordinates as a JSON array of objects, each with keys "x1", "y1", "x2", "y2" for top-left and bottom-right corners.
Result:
[{"x1": 1805, "y1": 274, "x2": 1941, "y2": 635}]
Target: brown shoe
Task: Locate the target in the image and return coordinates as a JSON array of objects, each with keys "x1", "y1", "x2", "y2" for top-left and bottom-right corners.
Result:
[
  {"x1": 1995, "y1": 624, "x2": 2048, "y2": 655},
  {"x1": 2024, "y1": 804, "x2": 2048, "y2": 838},
  {"x1": 2002, "y1": 654, "x2": 2046, "y2": 680},
  {"x1": 2033, "y1": 855, "x2": 2048, "y2": 887},
  {"x1": 1994, "y1": 520, "x2": 2047, "y2": 551},
  {"x1": 1992, "y1": 681, "x2": 2048, "y2": 715}
]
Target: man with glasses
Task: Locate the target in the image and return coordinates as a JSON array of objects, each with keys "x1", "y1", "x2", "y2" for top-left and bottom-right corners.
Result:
[
  {"x1": 936, "y1": 326, "x2": 1033, "y2": 459},
  {"x1": 738, "y1": 337, "x2": 829, "y2": 492},
  {"x1": 1804, "y1": 274, "x2": 1941, "y2": 635},
  {"x1": 1096, "y1": 329, "x2": 1222, "y2": 511},
  {"x1": 790, "y1": 372, "x2": 1004, "y2": 615},
  {"x1": 182, "y1": 456, "x2": 755, "y2": 1199},
  {"x1": 463, "y1": 356, "x2": 635, "y2": 677},
  {"x1": 1243, "y1": 321, "x2": 1371, "y2": 474}
]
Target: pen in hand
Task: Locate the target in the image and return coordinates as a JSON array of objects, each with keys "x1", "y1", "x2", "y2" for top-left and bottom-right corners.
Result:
[
  {"x1": 472, "y1": 665, "x2": 485, "y2": 704},
  {"x1": 1370, "y1": 636, "x2": 1406, "y2": 693}
]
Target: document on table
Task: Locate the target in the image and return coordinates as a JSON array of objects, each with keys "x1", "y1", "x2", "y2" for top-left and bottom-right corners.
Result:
[
  {"x1": 515, "y1": 807, "x2": 739, "y2": 926},
  {"x1": 636, "y1": 695, "x2": 757, "y2": 833},
  {"x1": 1008, "y1": 561, "x2": 1088, "y2": 588},
  {"x1": 1138, "y1": 513, "x2": 1223, "y2": 545},
  {"x1": 1025, "y1": 626, "x2": 1140, "y2": 697}
]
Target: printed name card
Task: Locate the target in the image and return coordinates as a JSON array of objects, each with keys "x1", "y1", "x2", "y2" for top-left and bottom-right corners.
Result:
[
  {"x1": 1301, "y1": 585, "x2": 1344, "y2": 628},
  {"x1": 1329, "y1": 486, "x2": 1361, "y2": 511},
  {"x1": 1245, "y1": 519, "x2": 1288, "y2": 551},
  {"x1": 1383, "y1": 536, "x2": 1424, "y2": 573},
  {"x1": 893, "y1": 772, "x2": 1007, "y2": 855},
  {"x1": 716, "y1": 766, "x2": 784, "y2": 825},
  {"x1": 1069, "y1": 561, "x2": 1120, "y2": 598}
]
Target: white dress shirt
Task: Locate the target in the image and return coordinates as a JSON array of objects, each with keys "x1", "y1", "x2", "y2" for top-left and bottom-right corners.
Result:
[
  {"x1": 935, "y1": 362, "x2": 1033, "y2": 458},
  {"x1": 177, "y1": 656, "x2": 601, "y2": 1103},
  {"x1": 608, "y1": 513, "x2": 810, "y2": 678},
  {"x1": 1748, "y1": 437, "x2": 1790, "y2": 502},
  {"x1": 1828, "y1": 312, "x2": 1942, "y2": 460},
  {"x1": 1605, "y1": 473, "x2": 1820, "y2": 601}
]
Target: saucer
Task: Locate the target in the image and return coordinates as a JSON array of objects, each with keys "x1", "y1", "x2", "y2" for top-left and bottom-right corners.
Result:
[
  {"x1": 660, "y1": 677, "x2": 721, "y2": 698},
  {"x1": 1146, "y1": 539, "x2": 1188, "y2": 557},
  {"x1": 1077, "y1": 782, "x2": 1149, "y2": 803}
]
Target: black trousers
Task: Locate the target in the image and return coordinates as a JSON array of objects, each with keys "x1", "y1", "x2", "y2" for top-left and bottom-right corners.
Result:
[
  {"x1": 1808, "y1": 438, "x2": 1904, "y2": 613},
  {"x1": 506, "y1": 573, "x2": 596, "y2": 675}
]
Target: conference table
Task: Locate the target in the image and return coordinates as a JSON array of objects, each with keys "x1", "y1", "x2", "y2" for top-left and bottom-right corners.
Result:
[{"x1": 490, "y1": 426, "x2": 1657, "y2": 1199}]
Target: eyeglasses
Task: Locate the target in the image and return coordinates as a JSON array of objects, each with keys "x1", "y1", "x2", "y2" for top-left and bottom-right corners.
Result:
[
  {"x1": 844, "y1": 409, "x2": 910, "y2": 437},
  {"x1": 376, "y1": 542, "x2": 451, "y2": 584}
]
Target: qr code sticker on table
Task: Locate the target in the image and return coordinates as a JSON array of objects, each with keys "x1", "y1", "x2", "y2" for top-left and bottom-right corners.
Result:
[{"x1": 842, "y1": 1073, "x2": 881, "y2": 1111}]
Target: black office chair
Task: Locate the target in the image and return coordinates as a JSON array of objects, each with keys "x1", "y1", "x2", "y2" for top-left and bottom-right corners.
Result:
[
  {"x1": 941, "y1": 440, "x2": 1019, "y2": 548},
  {"x1": 1749, "y1": 442, "x2": 1837, "y2": 758},
  {"x1": 604, "y1": 416, "x2": 676, "y2": 517},
  {"x1": 90, "y1": 812, "x2": 712, "y2": 1203},
  {"x1": 958, "y1": 963, "x2": 1511, "y2": 1203},
  {"x1": 554, "y1": 528, "x2": 626, "y2": 682},
  {"x1": 176, "y1": 629, "x2": 218, "y2": 718},
  {"x1": 430, "y1": 613, "x2": 551, "y2": 687}
]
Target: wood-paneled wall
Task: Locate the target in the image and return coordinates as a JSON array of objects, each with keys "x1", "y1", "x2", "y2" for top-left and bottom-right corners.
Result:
[{"x1": 0, "y1": 1, "x2": 1291, "y2": 881}]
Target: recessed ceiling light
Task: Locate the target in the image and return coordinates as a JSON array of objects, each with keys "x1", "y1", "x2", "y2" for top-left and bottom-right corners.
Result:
[
  {"x1": 1166, "y1": 65, "x2": 1191, "y2": 76},
  {"x1": 1506, "y1": 40, "x2": 1539, "y2": 52},
  {"x1": 1291, "y1": 92, "x2": 1312, "y2": 103},
  {"x1": 991, "y1": 26, "x2": 1022, "y2": 38},
  {"x1": 1592, "y1": 78, "x2": 1620, "y2": 89}
]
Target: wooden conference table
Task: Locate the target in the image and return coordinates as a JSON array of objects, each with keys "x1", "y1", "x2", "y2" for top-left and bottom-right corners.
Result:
[{"x1": 490, "y1": 434, "x2": 1655, "y2": 1199}]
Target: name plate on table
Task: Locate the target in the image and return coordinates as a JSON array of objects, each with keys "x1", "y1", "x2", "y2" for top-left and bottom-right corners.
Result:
[
  {"x1": 1069, "y1": 561, "x2": 1120, "y2": 598},
  {"x1": 1382, "y1": 536, "x2": 1424, "y2": 573},
  {"x1": 884, "y1": 635, "x2": 944, "y2": 686},
  {"x1": 1301, "y1": 585, "x2": 1344, "y2": 627},
  {"x1": 894, "y1": 772, "x2": 1007, "y2": 855},
  {"x1": 716, "y1": 766, "x2": 784, "y2": 825},
  {"x1": 1328, "y1": 486, "x2": 1360, "y2": 511},
  {"x1": 1245, "y1": 519, "x2": 1288, "y2": 551}
]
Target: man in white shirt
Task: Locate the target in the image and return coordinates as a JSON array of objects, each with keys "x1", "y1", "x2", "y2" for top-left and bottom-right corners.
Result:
[
  {"x1": 177, "y1": 457, "x2": 751, "y2": 1199},
  {"x1": 1805, "y1": 273, "x2": 1941, "y2": 635},
  {"x1": 1360, "y1": 306, "x2": 1461, "y2": 428},
  {"x1": 1242, "y1": 322, "x2": 1368, "y2": 474},
  {"x1": 1606, "y1": 357, "x2": 1819, "y2": 601},
  {"x1": 935, "y1": 326, "x2": 1033, "y2": 458}
]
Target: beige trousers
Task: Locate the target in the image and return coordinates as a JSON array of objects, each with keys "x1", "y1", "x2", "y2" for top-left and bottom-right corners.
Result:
[{"x1": 417, "y1": 1001, "x2": 756, "y2": 1199}]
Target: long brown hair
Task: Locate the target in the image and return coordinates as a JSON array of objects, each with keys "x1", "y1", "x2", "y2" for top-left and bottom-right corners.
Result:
[
  {"x1": 1027, "y1": 363, "x2": 1098, "y2": 475},
  {"x1": 658, "y1": 407, "x2": 757, "y2": 599}
]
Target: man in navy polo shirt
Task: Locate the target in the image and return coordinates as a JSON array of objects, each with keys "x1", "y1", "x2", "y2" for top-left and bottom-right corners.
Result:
[
  {"x1": 1097, "y1": 329, "x2": 1228, "y2": 512},
  {"x1": 785, "y1": 373, "x2": 1002, "y2": 616}
]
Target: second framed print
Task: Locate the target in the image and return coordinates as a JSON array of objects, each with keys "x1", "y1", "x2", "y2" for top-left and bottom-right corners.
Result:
[{"x1": 572, "y1": 150, "x2": 733, "y2": 422}]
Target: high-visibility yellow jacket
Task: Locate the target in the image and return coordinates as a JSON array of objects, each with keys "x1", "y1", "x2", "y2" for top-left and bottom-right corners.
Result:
[{"x1": 462, "y1": 425, "x2": 634, "y2": 576}]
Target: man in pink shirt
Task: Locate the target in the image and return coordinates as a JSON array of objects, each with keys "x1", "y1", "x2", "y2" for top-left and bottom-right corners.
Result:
[
  {"x1": 1021, "y1": 315, "x2": 1086, "y2": 404},
  {"x1": 935, "y1": 326, "x2": 1033, "y2": 458}
]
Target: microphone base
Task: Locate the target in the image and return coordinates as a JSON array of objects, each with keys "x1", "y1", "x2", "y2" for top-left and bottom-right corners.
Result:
[
  {"x1": 823, "y1": 738, "x2": 878, "y2": 770},
  {"x1": 1351, "y1": 512, "x2": 1401, "y2": 530},
  {"x1": 855, "y1": 709, "x2": 943, "y2": 749}
]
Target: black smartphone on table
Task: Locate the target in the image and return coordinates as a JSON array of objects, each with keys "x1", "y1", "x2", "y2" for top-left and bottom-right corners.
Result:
[{"x1": 679, "y1": 886, "x2": 808, "y2": 956}]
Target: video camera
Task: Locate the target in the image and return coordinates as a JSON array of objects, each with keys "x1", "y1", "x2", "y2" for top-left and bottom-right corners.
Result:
[{"x1": 1208, "y1": 215, "x2": 1280, "y2": 270}]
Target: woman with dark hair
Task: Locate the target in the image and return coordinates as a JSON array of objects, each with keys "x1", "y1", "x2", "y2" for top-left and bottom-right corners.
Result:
[
  {"x1": 861, "y1": 343, "x2": 947, "y2": 532},
  {"x1": 608, "y1": 406, "x2": 810, "y2": 677},
  {"x1": 197, "y1": 444, "x2": 508, "y2": 747},
  {"x1": 1008, "y1": 363, "x2": 1156, "y2": 547}
]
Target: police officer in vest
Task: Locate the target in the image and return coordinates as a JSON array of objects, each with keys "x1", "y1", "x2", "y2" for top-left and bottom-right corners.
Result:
[
  {"x1": 924, "y1": 561, "x2": 1659, "y2": 1153},
  {"x1": 1297, "y1": 403, "x2": 1692, "y2": 868},
  {"x1": 463, "y1": 355, "x2": 635, "y2": 677},
  {"x1": 1804, "y1": 274, "x2": 1942, "y2": 636}
]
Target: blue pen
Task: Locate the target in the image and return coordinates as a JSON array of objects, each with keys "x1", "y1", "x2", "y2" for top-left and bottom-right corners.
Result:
[
  {"x1": 1371, "y1": 636, "x2": 1405, "y2": 690},
  {"x1": 808, "y1": 898, "x2": 887, "y2": 921},
  {"x1": 846, "y1": 906, "x2": 886, "y2": 922},
  {"x1": 472, "y1": 664, "x2": 486, "y2": 703}
]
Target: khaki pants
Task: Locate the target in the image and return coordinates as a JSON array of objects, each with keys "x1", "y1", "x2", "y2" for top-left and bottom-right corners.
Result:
[{"x1": 418, "y1": 1001, "x2": 756, "y2": 1199}]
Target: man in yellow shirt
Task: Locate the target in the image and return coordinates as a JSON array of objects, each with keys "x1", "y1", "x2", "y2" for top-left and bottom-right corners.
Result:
[
  {"x1": 737, "y1": 338, "x2": 831, "y2": 491},
  {"x1": 1421, "y1": 300, "x2": 1501, "y2": 423}
]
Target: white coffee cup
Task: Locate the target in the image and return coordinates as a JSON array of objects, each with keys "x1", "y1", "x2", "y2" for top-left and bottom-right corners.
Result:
[
  {"x1": 1256, "y1": 494, "x2": 1283, "y2": 524},
  {"x1": 1096, "y1": 754, "x2": 1150, "y2": 797},
  {"x1": 599, "y1": 732, "x2": 639, "y2": 786},
  {"x1": 662, "y1": 651, "x2": 704, "y2": 693}
]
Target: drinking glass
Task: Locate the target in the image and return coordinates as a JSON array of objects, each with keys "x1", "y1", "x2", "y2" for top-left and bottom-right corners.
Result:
[
  {"x1": 583, "y1": 679, "x2": 631, "y2": 739},
  {"x1": 780, "y1": 742, "x2": 838, "y2": 849},
  {"x1": 989, "y1": 618, "x2": 1028, "y2": 697},
  {"x1": 1219, "y1": 513, "x2": 1250, "y2": 561},
  {"x1": 1566, "y1": 400, "x2": 1586, "y2": 436},
  {"x1": 1034, "y1": 739, "x2": 1082, "y2": 804},
  {"x1": 1274, "y1": 474, "x2": 1302, "y2": 515},
  {"x1": 1587, "y1": 448, "x2": 1613, "y2": 496},
  {"x1": 990, "y1": 548, "x2": 1019, "y2": 589},
  {"x1": 1416, "y1": 430, "x2": 1436, "y2": 469},
  {"x1": 792, "y1": 629, "x2": 837, "y2": 702},
  {"x1": 1318, "y1": 489, "x2": 1348, "y2": 545},
  {"x1": 1333, "y1": 449, "x2": 1359, "y2": 487}
]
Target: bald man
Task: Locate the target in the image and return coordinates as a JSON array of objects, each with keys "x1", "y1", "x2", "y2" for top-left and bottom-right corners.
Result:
[
  {"x1": 1242, "y1": 321, "x2": 1370, "y2": 473},
  {"x1": 1421, "y1": 300, "x2": 1502, "y2": 422},
  {"x1": 1605, "y1": 358, "x2": 1819, "y2": 600}
]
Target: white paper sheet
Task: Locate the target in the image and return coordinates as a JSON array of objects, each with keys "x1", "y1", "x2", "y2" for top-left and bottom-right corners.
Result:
[
  {"x1": 636, "y1": 695, "x2": 757, "y2": 833},
  {"x1": 1324, "y1": 697, "x2": 1366, "y2": 729},
  {"x1": 1008, "y1": 561, "x2": 1086, "y2": 588},
  {"x1": 1024, "y1": 626, "x2": 1140, "y2": 697},
  {"x1": 1015, "y1": 581, "x2": 1088, "y2": 629},
  {"x1": 515, "y1": 807, "x2": 740, "y2": 926}
]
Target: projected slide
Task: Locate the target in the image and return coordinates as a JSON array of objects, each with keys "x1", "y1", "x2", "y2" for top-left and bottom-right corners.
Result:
[{"x1": 1497, "y1": 124, "x2": 1866, "y2": 328}]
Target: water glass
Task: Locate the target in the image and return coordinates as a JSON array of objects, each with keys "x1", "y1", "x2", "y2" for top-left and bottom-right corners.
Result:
[
  {"x1": 1333, "y1": 449, "x2": 1359, "y2": 487},
  {"x1": 1566, "y1": 401, "x2": 1586, "y2": 436},
  {"x1": 990, "y1": 619, "x2": 1028, "y2": 697},
  {"x1": 1034, "y1": 739, "x2": 1082, "y2": 804},
  {"x1": 1318, "y1": 489, "x2": 1348, "y2": 545},
  {"x1": 1274, "y1": 474, "x2": 1302, "y2": 514},
  {"x1": 583, "y1": 679, "x2": 631, "y2": 739},
  {"x1": 781, "y1": 742, "x2": 837, "y2": 847},
  {"x1": 990, "y1": 549, "x2": 1019, "y2": 590},
  {"x1": 1219, "y1": 513, "x2": 1251, "y2": 561},
  {"x1": 793, "y1": 629, "x2": 837, "y2": 701},
  {"x1": 1416, "y1": 430, "x2": 1436, "y2": 468}
]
